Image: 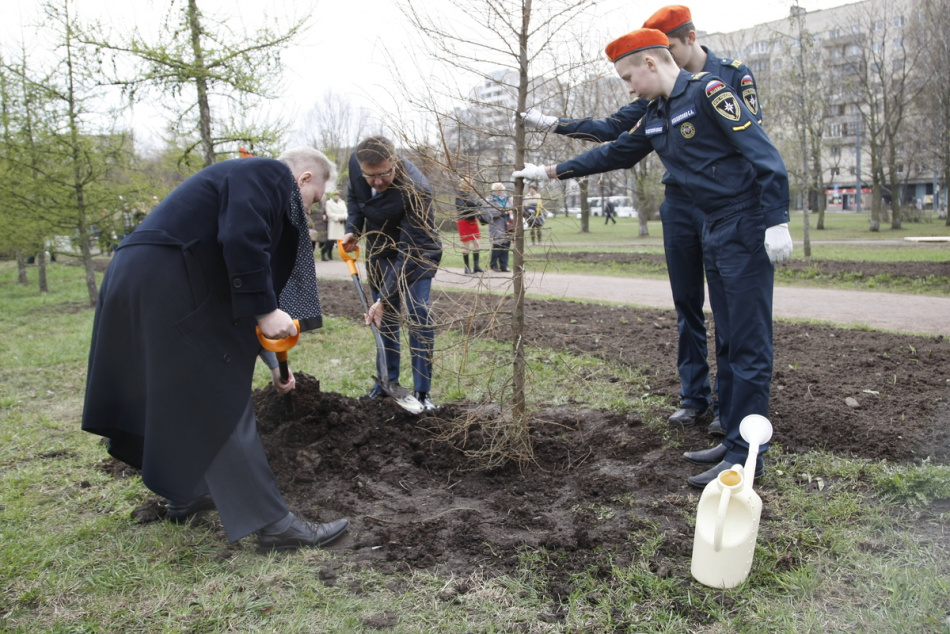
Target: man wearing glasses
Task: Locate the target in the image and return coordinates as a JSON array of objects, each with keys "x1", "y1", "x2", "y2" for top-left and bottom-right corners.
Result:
[{"x1": 341, "y1": 136, "x2": 442, "y2": 411}]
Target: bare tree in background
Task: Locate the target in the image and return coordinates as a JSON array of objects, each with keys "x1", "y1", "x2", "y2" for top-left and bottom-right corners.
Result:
[
  {"x1": 297, "y1": 91, "x2": 370, "y2": 185},
  {"x1": 909, "y1": 0, "x2": 949, "y2": 223},
  {"x1": 400, "y1": 0, "x2": 599, "y2": 466},
  {"x1": 843, "y1": 1, "x2": 925, "y2": 230}
]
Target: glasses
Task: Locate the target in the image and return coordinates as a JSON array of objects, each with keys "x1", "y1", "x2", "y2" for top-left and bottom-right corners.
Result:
[{"x1": 363, "y1": 167, "x2": 395, "y2": 181}]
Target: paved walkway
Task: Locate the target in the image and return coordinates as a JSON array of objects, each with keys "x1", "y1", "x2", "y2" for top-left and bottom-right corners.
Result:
[{"x1": 315, "y1": 260, "x2": 950, "y2": 338}]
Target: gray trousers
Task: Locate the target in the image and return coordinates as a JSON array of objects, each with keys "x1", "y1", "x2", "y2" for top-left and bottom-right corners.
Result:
[{"x1": 176, "y1": 397, "x2": 290, "y2": 542}]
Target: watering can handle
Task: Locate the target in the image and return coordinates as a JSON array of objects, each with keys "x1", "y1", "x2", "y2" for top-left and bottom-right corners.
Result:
[{"x1": 713, "y1": 487, "x2": 732, "y2": 553}]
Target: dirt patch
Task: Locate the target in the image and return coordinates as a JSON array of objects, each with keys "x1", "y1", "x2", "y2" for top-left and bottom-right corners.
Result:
[
  {"x1": 243, "y1": 280, "x2": 950, "y2": 598},
  {"x1": 536, "y1": 251, "x2": 950, "y2": 281},
  {"x1": 544, "y1": 251, "x2": 950, "y2": 283}
]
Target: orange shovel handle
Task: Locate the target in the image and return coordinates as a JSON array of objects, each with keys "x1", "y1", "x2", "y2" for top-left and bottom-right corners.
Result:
[
  {"x1": 337, "y1": 239, "x2": 360, "y2": 276},
  {"x1": 255, "y1": 318, "x2": 300, "y2": 352}
]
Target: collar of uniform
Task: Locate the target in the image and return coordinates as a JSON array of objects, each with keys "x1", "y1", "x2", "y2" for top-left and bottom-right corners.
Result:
[{"x1": 669, "y1": 69, "x2": 691, "y2": 99}]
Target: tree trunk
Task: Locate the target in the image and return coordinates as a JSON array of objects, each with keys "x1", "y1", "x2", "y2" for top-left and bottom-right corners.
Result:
[
  {"x1": 510, "y1": 0, "x2": 530, "y2": 428},
  {"x1": 187, "y1": 0, "x2": 215, "y2": 167},
  {"x1": 37, "y1": 249, "x2": 48, "y2": 293},
  {"x1": 579, "y1": 178, "x2": 589, "y2": 233},
  {"x1": 16, "y1": 251, "x2": 28, "y2": 285}
]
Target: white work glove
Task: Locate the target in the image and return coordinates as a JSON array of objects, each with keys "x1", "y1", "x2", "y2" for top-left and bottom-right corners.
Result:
[
  {"x1": 511, "y1": 163, "x2": 551, "y2": 182},
  {"x1": 521, "y1": 108, "x2": 558, "y2": 132},
  {"x1": 764, "y1": 222, "x2": 793, "y2": 264}
]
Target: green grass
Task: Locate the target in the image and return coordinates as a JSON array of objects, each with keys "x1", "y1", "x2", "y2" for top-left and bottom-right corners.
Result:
[
  {"x1": 2, "y1": 261, "x2": 949, "y2": 632},
  {"x1": 435, "y1": 213, "x2": 950, "y2": 293}
]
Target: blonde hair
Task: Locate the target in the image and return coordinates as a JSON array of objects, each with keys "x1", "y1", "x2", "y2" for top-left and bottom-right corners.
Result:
[
  {"x1": 278, "y1": 147, "x2": 337, "y2": 184},
  {"x1": 491, "y1": 182, "x2": 506, "y2": 192}
]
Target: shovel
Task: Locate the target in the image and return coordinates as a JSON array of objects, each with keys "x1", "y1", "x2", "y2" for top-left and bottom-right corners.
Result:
[
  {"x1": 256, "y1": 318, "x2": 300, "y2": 383},
  {"x1": 337, "y1": 240, "x2": 424, "y2": 415}
]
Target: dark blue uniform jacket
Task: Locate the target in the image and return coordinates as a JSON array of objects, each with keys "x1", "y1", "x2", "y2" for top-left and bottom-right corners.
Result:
[{"x1": 556, "y1": 70, "x2": 789, "y2": 227}]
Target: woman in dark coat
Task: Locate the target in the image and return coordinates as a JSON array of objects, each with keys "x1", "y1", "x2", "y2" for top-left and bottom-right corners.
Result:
[{"x1": 81, "y1": 148, "x2": 348, "y2": 552}]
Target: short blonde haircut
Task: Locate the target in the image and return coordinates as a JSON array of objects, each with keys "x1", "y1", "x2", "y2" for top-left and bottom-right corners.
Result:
[
  {"x1": 278, "y1": 147, "x2": 337, "y2": 185},
  {"x1": 491, "y1": 182, "x2": 506, "y2": 192}
]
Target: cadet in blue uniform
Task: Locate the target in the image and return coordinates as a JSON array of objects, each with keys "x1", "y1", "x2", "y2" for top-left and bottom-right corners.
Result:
[
  {"x1": 522, "y1": 6, "x2": 764, "y2": 437},
  {"x1": 342, "y1": 136, "x2": 443, "y2": 411},
  {"x1": 512, "y1": 28, "x2": 793, "y2": 487}
]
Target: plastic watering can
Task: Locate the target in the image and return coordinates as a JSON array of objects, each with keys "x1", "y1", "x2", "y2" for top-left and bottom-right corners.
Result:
[{"x1": 690, "y1": 414, "x2": 773, "y2": 589}]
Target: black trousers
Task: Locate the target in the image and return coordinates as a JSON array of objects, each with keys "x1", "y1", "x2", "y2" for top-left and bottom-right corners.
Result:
[{"x1": 177, "y1": 398, "x2": 290, "y2": 542}]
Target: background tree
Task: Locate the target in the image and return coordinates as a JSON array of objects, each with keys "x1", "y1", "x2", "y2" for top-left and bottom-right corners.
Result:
[
  {"x1": 295, "y1": 91, "x2": 371, "y2": 187},
  {"x1": 85, "y1": 0, "x2": 308, "y2": 167},
  {"x1": 909, "y1": 0, "x2": 949, "y2": 224},
  {"x1": 1, "y1": 0, "x2": 137, "y2": 305},
  {"x1": 843, "y1": 0, "x2": 924, "y2": 230}
]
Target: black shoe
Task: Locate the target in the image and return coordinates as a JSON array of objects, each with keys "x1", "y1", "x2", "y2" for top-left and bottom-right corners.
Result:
[
  {"x1": 414, "y1": 391, "x2": 437, "y2": 411},
  {"x1": 668, "y1": 406, "x2": 704, "y2": 428},
  {"x1": 320, "y1": 254, "x2": 328, "y2": 262},
  {"x1": 257, "y1": 515, "x2": 349, "y2": 553},
  {"x1": 165, "y1": 494, "x2": 216, "y2": 524},
  {"x1": 364, "y1": 384, "x2": 386, "y2": 399},
  {"x1": 464, "y1": 266, "x2": 473, "y2": 274},
  {"x1": 473, "y1": 266, "x2": 484, "y2": 273},
  {"x1": 708, "y1": 415, "x2": 725, "y2": 437},
  {"x1": 490, "y1": 267, "x2": 501, "y2": 272},
  {"x1": 683, "y1": 443, "x2": 728, "y2": 466},
  {"x1": 500, "y1": 268, "x2": 510, "y2": 272},
  {"x1": 687, "y1": 458, "x2": 764, "y2": 489}
]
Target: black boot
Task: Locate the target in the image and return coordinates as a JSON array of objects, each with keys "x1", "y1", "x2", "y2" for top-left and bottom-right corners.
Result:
[
  {"x1": 472, "y1": 252, "x2": 484, "y2": 272},
  {"x1": 463, "y1": 253, "x2": 472, "y2": 274}
]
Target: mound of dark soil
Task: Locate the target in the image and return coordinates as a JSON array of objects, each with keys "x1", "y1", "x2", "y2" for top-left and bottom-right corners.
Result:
[{"x1": 247, "y1": 280, "x2": 950, "y2": 597}]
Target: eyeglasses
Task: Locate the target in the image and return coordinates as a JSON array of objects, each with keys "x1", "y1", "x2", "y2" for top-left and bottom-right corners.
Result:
[{"x1": 363, "y1": 167, "x2": 395, "y2": 181}]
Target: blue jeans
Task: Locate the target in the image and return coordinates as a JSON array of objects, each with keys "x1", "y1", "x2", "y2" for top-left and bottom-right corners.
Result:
[{"x1": 371, "y1": 272, "x2": 434, "y2": 393}]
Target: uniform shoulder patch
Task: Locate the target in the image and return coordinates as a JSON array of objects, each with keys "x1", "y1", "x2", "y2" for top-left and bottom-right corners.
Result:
[
  {"x1": 711, "y1": 91, "x2": 741, "y2": 122},
  {"x1": 630, "y1": 118, "x2": 643, "y2": 134},
  {"x1": 705, "y1": 79, "x2": 725, "y2": 97},
  {"x1": 690, "y1": 71, "x2": 709, "y2": 81},
  {"x1": 740, "y1": 74, "x2": 759, "y2": 116},
  {"x1": 730, "y1": 59, "x2": 743, "y2": 69}
]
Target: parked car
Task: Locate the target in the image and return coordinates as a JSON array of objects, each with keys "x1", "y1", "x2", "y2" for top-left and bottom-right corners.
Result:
[{"x1": 574, "y1": 196, "x2": 638, "y2": 218}]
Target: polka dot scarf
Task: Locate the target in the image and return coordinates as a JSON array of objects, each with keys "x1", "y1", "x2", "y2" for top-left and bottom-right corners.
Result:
[{"x1": 278, "y1": 185, "x2": 323, "y2": 331}]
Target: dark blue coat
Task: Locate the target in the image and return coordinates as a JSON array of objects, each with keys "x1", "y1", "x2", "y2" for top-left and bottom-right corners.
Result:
[
  {"x1": 82, "y1": 158, "x2": 305, "y2": 499},
  {"x1": 556, "y1": 70, "x2": 789, "y2": 227},
  {"x1": 345, "y1": 154, "x2": 442, "y2": 300},
  {"x1": 554, "y1": 47, "x2": 761, "y2": 144}
]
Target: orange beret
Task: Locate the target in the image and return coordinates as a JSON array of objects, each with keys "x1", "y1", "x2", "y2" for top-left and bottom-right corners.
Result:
[
  {"x1": 605, "y1": 28, "x2": 670, "y2": 63},
  {"x1": 642, "y1": 5, "x2": 693, "y2": 34}
]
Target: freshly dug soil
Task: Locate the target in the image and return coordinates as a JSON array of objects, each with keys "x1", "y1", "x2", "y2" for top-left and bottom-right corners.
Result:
[{"x1": 247, "y1": 279, "x2": 950, "y2": 595}]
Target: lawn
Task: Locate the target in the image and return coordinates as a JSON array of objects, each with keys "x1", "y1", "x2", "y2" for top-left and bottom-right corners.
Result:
[{"x1": 1, "y1": 260, "x2": 949, "y2": 633}]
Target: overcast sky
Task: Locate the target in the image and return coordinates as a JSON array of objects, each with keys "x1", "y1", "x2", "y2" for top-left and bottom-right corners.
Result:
[{"x1": 3, "y1": 0, "x2": 854, "y2": 149}]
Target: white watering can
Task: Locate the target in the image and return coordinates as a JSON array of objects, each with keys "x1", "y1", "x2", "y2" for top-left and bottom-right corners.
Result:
[{"x1": 690, "y1": 414, "x2": 773, "y2": 589}]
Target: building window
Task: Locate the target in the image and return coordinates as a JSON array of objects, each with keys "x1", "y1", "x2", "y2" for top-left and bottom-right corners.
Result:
[
  {"x1": 848, "y1": 45, "x2": 861, "y2": 56},
  {"x1": 893, "y1": 15, "x2": 904, "y2": 27},
  {"x1": 830, "y1": 167, "x2": 841, "y2": 177},
  {"x1": 893, "y1": 38, "x2": 903, "y2": 50},
  {"x1": 873, "y1": 20, "x2": 884, "y2": 31},
  {"x1": 851, "y1": 24, "x2": 861, "y2": 34},
  {"x1": 831, "y1": 145, "x2": 841, "y2": 157}
]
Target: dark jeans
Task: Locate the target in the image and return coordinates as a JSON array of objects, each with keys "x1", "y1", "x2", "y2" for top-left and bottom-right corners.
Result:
[
  {"x1": 371, "y1": 261, "x2": 434, "y2": 393},
  {"x1": 490, "y1": 242, "x2": 509, "y2": 270}
]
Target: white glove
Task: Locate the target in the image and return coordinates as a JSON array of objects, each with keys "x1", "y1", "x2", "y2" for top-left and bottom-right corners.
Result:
[
  {"x1": 764, "y1": 223, "x2": 793, "y2": 264},
  {"x1": 511, "y1": 163, "x2": 551, "y2": 182},
  {"x1": 521, "y1": 108, "x2": 558, "y2": 132}
]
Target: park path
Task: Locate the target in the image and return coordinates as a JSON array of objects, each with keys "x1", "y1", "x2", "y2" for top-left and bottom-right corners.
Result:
[{"x1": 314, "y1": 260, "x2": 950, "y2": 338}]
